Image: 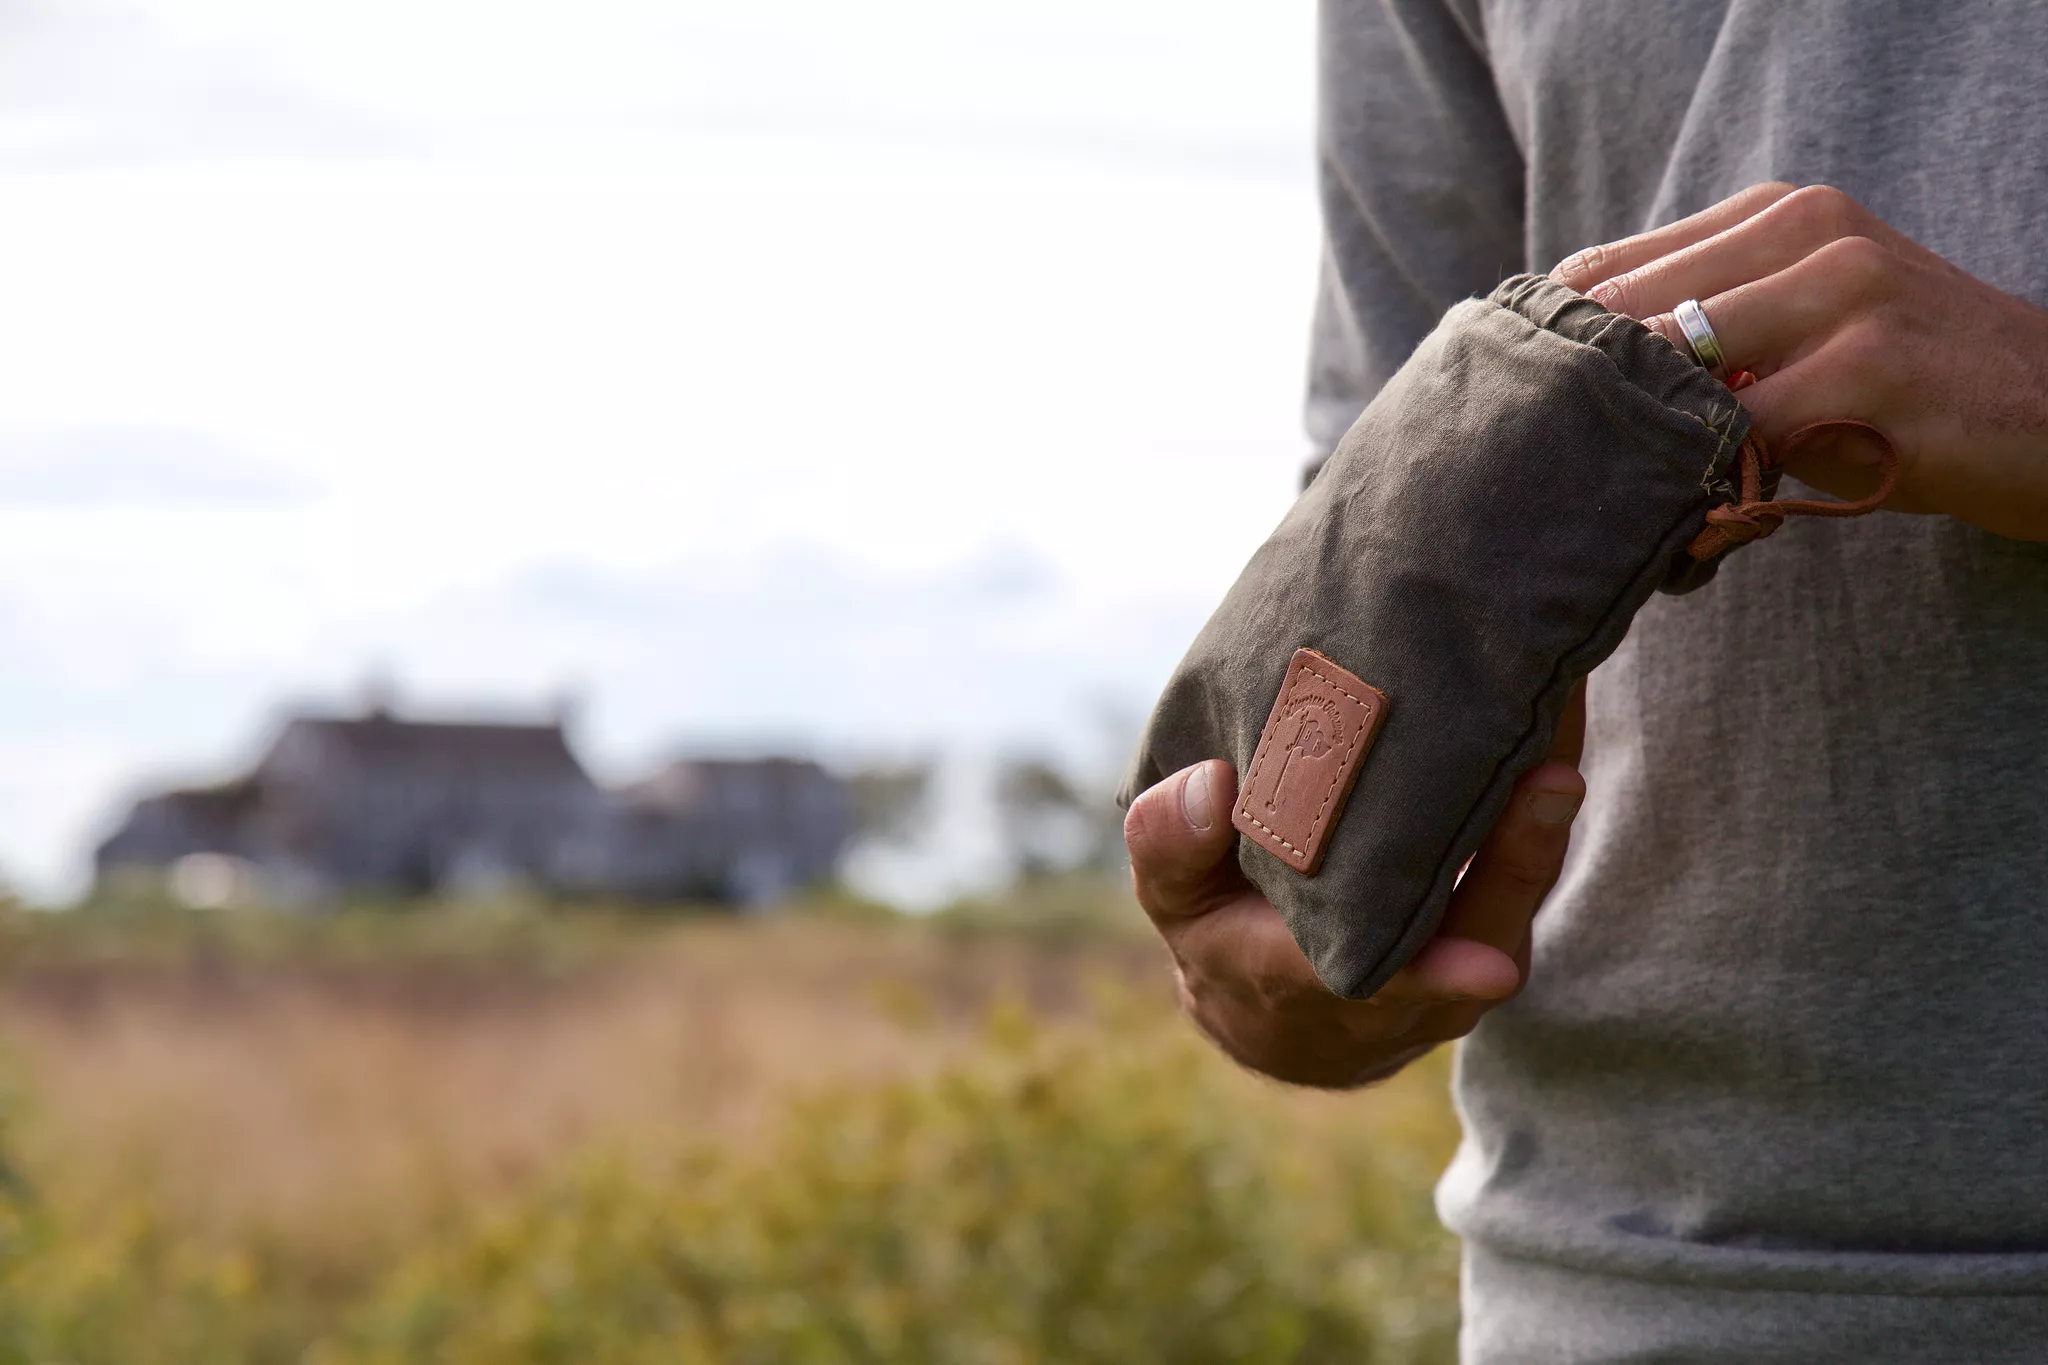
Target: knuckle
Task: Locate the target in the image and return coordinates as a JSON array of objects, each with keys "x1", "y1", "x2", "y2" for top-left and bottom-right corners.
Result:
[
  {"x1": 1781, "y1": 183, "x2": 1865, "y2": 239},
  {"x1": 1775, "y1": 185, "x2": 1831, "y2": 236},
  {"x1": 1187, "y1": 1000, "x2": 1289, "y2": 1076},
  {"x1": 1598, "y1": 271, "x2": 1643, "y2": 315},
  {"x1": 1730, "y1": 180, "x2": 1800, "y2": 220},
  {"x1": 1180, "y1": 968, "x2": 1418, "y2": 1090},
  {"x1": 1818, "y1": 234, "x2": 1895, "y2": 297},
  {"x1": 1346, "y1": 1043, "x2": 1438, "y2": 1088},
  {"x1": 1833, "y1": 315, "x2": 1897, "y2": 379},
  {"x1": 1409, "y1": 1008, "x2": 1486, "y2": 1047},
  {"x1": 1120, "y1": 799, "x2": 1156, "y2": 867},
  {"x1": 1552, "y1": 242, "x2": 1611, "y2": 287},
  {"x1": 1120, "y1": 780, "x2": 1184, "y2": 871},
  {"x1": 1175, "y1": 936, "x2": 1261, "y2": 1010},
  {"x1": 1485, "y1": 847, "x2": 1563, "y2": 893},
  {"x1": 1266, "y1": 1038, "x2": 1422, "y2": 1091}
]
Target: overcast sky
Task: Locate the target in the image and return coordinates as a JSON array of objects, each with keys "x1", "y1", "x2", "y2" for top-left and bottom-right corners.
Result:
[{"x1": 0, "y1": 0, "x2": 1321, "y2": 900}]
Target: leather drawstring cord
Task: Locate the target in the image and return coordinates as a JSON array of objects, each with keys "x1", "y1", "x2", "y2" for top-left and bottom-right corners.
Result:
[{"x1": 1685, "y1": 419, "x2": 1901, "y2": 562}]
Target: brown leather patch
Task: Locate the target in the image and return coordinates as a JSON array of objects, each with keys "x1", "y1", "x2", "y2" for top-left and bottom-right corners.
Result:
[{"x1": 1232, "y1": 648, "x2": 1387, "y2": 875}]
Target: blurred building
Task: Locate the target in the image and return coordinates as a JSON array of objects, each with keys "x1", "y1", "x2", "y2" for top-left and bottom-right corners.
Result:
[
  {"x1": 93, "y1": 701, "x2": 853, "y2": 908},
  {"x1": 608, "y1": 759, "x2": 856, "y2": 905}
]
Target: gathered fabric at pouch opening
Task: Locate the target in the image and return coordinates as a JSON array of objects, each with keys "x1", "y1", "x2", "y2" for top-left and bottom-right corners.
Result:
[{"x1": 1119, "y1": 274, "x2": 1895, "y2": 1000}]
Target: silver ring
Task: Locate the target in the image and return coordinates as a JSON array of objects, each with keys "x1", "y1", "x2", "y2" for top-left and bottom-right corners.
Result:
[{"x1": 1673, "y1": 298, "x2": 1728, "y2": 377}]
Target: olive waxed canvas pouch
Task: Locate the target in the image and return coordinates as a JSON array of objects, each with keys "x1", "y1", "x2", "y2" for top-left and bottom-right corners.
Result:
[{"x1": 1118, "y1": 273, "x2": 1894, "y2": 1000}]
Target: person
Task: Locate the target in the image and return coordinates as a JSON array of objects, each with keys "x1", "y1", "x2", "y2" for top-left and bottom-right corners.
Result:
[{"x1": 1121, "y1": 4, "x2": 2048, "y2": 1359}]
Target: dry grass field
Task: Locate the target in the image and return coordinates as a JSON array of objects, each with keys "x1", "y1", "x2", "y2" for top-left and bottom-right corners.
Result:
[{"x1": 0, "y1": 888, "x2": 1461, "y2": 1363}]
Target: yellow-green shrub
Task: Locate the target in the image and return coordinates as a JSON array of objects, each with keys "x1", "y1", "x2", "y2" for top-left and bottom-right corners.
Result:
[
  {"x1": 0, "y1": 1204, "x2": 327, "y2": 1365},
  {"x1": 339, "y1": 1003, "x2": 1459, "y2": 1365}
]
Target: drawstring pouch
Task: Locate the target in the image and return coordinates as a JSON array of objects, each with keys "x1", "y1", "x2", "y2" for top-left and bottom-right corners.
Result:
[{"x1": 1118, "y1": 274, "x2": 1894, "y2": 1000}]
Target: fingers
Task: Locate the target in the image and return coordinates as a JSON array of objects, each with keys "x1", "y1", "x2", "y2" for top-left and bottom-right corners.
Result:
[
  {"x1": 1136, "y1": 746, "x2": 1584, "y2": 1024},
  {"x1": 1124, "y1": 760, "x2": 1244, "y2": 926},
  {"x1": 1732, "y1": 345, "x2": 1930, "y2": 511},
  {"x1": 1581, "y1": 185, "x2": 1894, "y2": 323},
  {"x1": 1176, "y1": 888, "x2": 1497, "y2": 1085},
  {"x1": 1643, "y1": 234, "x2": 1898, "y2": 379},
  {"x1": 1548, "y1": 680, "x2": 1587, "y2": 769},
  {"x1": 1375, "y1": 702, "x2": 1584, "y2": 1008},
  {"x1": 1432, "y1": 760, "x2": 1584, "y2": 982},
  {"x1": 1376, "y1": 935, "x2": 1522, "y2": 1005},
  {"x1": 1550, "y1": 181, "x2": 1797, "y2": 293},
  {"x1": 1129, "y1": 755, "x2": 1540, "y2": 1015},
  {"x1": 1171, "y1": 885, "x2": 1333, "y2": 1002}
]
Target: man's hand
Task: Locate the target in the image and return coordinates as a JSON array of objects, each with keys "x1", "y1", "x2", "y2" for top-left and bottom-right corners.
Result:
[
  {"x1": 1552, "y1": 181, "x2": 2048, "y2": 542},
  {"x1": 1124, "y1": 688, "x2": 1585, "y2": 1089}
]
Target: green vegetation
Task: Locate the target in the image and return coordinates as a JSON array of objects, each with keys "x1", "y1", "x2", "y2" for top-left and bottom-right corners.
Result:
[{"x1": 0, "y1": 893, "x2": 1460, "y2": 1363}]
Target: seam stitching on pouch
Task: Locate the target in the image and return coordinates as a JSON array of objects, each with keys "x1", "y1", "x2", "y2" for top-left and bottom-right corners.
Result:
[
  {"x1": 1693, "y1": 402, "x2": 1739, "y2": 497},
  {"x1": 1385, "y1": 431, "x2": 1718, "y2": 992}
]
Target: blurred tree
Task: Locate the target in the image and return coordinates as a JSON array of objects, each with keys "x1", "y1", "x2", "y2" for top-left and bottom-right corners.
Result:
[
  {"x1": 994, "y1": 757, "x2": 1123, "y2": 881},
  {"x1": 845, "y1": 763, "x2": 935, "y2": 845}
]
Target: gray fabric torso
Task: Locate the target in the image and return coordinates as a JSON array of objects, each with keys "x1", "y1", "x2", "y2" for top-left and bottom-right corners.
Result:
[{"x1": 1310, "y1": 2, "x2": 2048, "y2": 1358}]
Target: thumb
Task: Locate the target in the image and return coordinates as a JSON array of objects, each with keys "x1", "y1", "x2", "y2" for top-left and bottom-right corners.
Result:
[{"x1": 1124, "y1": 759, "x2": 1242, "y2": 925}]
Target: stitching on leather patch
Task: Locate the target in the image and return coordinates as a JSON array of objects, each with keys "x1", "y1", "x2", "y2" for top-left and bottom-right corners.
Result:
[{"x1": 1232, "y1": 648, "x2": 1388, "y2": 876}]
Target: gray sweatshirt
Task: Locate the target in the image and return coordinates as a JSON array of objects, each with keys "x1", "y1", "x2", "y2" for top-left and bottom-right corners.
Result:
[{"x1": 1309, "y1": 3, "x2": 2048, "y2": 1360}]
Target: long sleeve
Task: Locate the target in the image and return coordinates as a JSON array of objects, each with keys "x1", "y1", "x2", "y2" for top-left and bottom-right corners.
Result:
[{"x1": 1307, "y1": 0, "x2": 1526, "y2": 463}]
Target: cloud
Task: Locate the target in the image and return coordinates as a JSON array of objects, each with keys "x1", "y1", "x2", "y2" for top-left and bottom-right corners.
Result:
[
  {"x1": 384, "y1": 541, "x2": 1199, "y2": 763},
  {"x1": 0, "y1": 425, "x2": 317, "y2": 504},
  {"x1": 0, "y1": 0, "x2": 1310, "y2": 177},
  {"x1": 0, "y1": 2, "x2": 412, "y2": 169}
]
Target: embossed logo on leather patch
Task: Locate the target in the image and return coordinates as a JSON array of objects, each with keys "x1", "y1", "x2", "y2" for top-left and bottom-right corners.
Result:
[{"x1": 1232, "y1": 648, "x2": 1388, "y2": 876}]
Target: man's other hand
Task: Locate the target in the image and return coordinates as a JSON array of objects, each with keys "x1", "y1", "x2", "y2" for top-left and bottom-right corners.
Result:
[
  {"x1": 1123, "y1": 688, "x2": 1585, "y2": 1089},
  {"x1": 1553, "y1": 181, "x2": 2048, "y2": 542}
]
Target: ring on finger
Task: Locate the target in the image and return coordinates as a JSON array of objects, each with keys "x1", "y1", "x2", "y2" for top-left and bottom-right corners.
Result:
[{"x1": 1673, "y1": 297, "x2": 1729, "y2": 378}]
